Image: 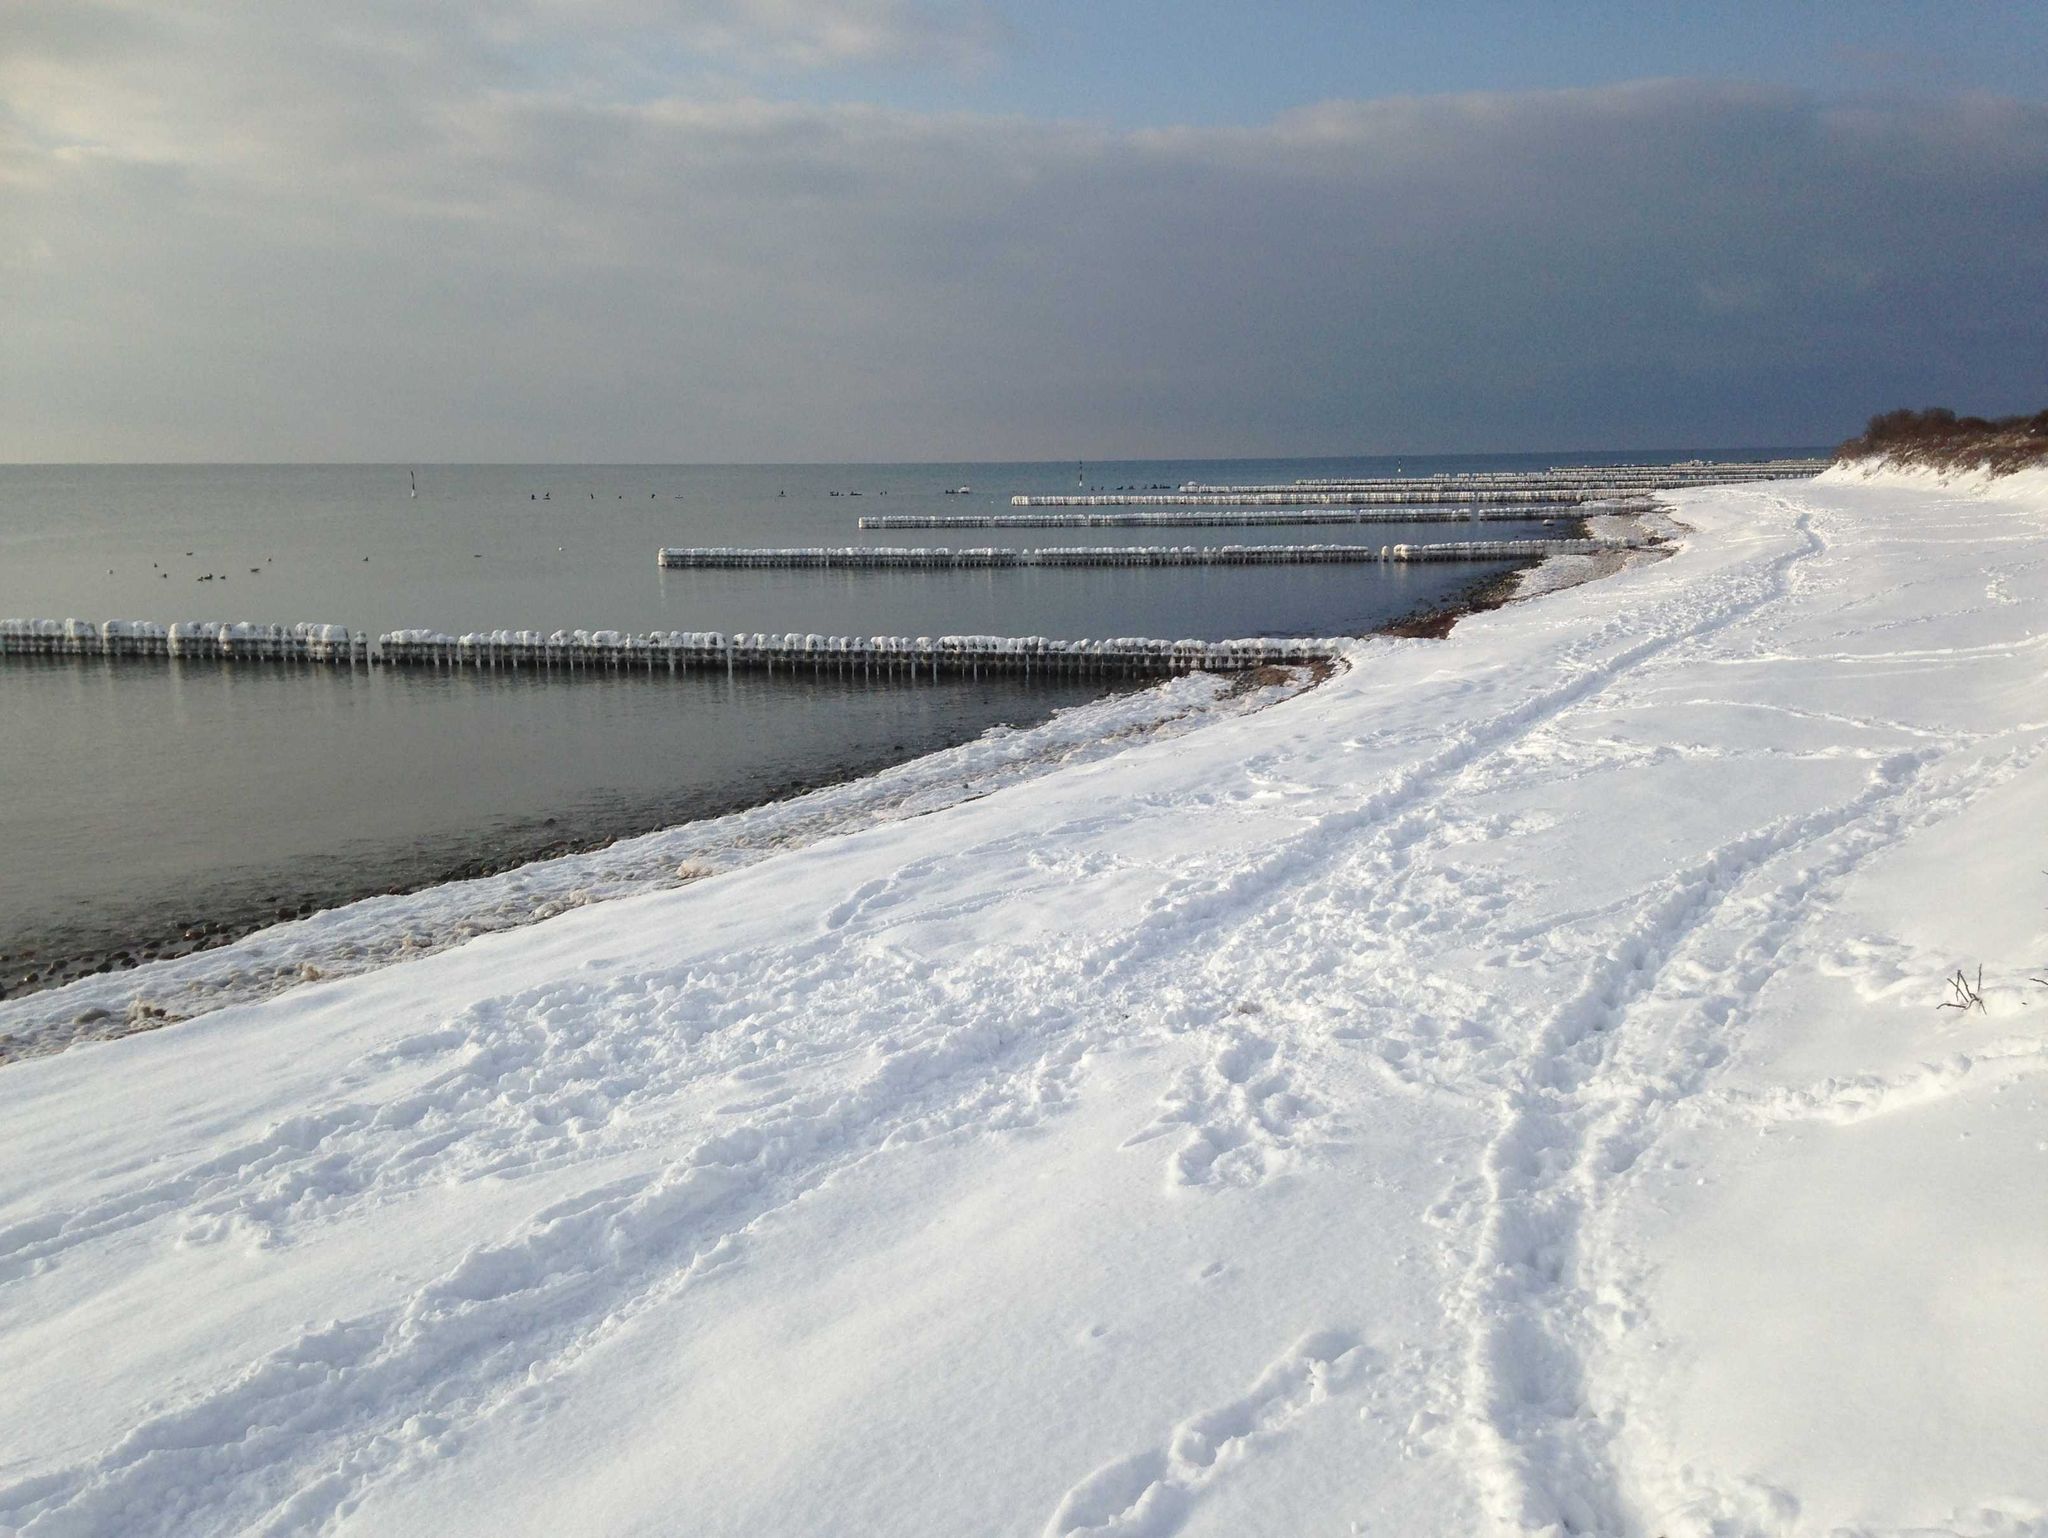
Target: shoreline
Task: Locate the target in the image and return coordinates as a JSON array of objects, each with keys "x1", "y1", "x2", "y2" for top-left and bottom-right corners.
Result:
[
  {"x1": 0, "y1": 531, "x2": 1660, "y2": 1061},
  {"x1": 0, "y1": 681, "x2": 1116, "y2": 1004},
  {"x1": 0, "y1": 664, "x2": 1328, "y2": 1062},
  {"x1": 1381, "y1": 504, "x2": 1674, "y2": 636}
]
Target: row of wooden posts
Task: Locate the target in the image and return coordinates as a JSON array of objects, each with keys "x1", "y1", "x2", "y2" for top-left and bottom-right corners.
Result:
[
  {"x1": 1027, "y1": 458, "x2": 1821, "y2": 506},
  {"x1": 1275, "y1": 459, "x2": 1825, "y2": 491},
  {"x1": 1014, "y1": 489, "x2": 1611, "y2": 507},
  {"x1": 0, "y1": 618, "x2": 1340, "y2": 677},
  {"x1": 654, "y1": 538, "x2": 1642, "y2": 569},
  {"x1": 857, "y1": 505, "x2": 1586, "y2": 530}
]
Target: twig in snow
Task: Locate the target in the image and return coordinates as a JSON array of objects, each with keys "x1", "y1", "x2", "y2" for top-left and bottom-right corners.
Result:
[{"x1": 1936, "y1": 964, "x2": 1986, "y2": 1013}]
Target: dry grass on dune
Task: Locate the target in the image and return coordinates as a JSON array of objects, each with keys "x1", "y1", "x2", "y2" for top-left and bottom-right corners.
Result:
[{"x1": 1838, "y1": 406, "x2": 2048, "y2": 474}]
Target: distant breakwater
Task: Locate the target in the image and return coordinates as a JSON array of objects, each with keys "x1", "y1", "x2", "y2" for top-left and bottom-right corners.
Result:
[
  {"x1": 1200, "y1": 462, "x2": 1823, "y2": 493},
  {"x1": 1015, "y1": 489, "x2": 1611, "y2": 507},
  {"x1": 0, "y1": 618, "x2": 1339, "y2": 677},
  {"x1": 654, "y1": 538, "x2": 1642, "y2": 570},
  {"x1": 1027, "y1": 459, "x2": 1823, "y2": 507},
  {"x1": 858, "y1": 506, "x2": 1587, "y2": 530}
]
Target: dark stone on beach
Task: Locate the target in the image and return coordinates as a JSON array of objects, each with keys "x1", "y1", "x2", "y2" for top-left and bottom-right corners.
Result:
[{"x1": 74, "y1": 1007, "x2": 110, "y2": 1024}]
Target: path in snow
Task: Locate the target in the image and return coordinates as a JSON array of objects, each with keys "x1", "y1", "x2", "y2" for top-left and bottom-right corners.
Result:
[{"x1": 1, "y1": 471, "x2": 2044, "y2": 1536}]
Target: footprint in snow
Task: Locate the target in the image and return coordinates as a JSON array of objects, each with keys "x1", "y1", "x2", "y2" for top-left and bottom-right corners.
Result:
[
  {"x1": 1044, "y1": 1330, "x2": 1370, "y2": 1537},
  {"x1": 1120, "y1": 1031, "x2": 1316, "y2": 1191}
]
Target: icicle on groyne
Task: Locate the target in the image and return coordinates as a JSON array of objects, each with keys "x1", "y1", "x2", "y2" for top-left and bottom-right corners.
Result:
[
  {"x1": 378, "y1": 632, "x2": 1338, "y2": 675},
  {"x1": 0, "y1": 618, "x2": 1339, "y2": 677},
  {"x1": 1028, "y1": 457, "x2": 1823, "y2": 507},
  {"x1": 0, "y1": 618, "x2": 369, "y2": 661},
  {"x1": 858, "y1": 506, "x2": 1592, "y2": 530},
  {"x1": 1274, "y1": 457, "x2": 1826, "y2": 491},
  {"x1": 656, "y1": 538, "x2": 1642, "y2": 570},
  {"x1": 1014, "y1": 489, "x2": 1614, "y2": 507}
]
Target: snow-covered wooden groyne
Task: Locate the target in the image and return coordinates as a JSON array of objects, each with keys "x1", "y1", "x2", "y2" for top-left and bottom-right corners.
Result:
[
  {"x1": 1382, "y1": 538, "x2": 1646, "y2": 561},
  {"x1": 0, "y1": 618, "x2": 368, "y2": 661},
  {"x1": 1263, "y1": 459, "x2": 1826, "y2": 493},
  {"x1": 657, "y1": 538, "x2": 1638, "y2": 570},
  {"x1": 378, "y1": 631, "x2": 1338, "y2": 676},
  {"x1": 1014, "y1": 489, "x2": 1611, "y2": 507},
  {"x1": 1179, "y1": 474, "x2": 1801, "y2": 495},
  {"x1": 1021, "y1": 460, "x2": 1823, "y2": 506},
  {"x1": 1175, "y1": 477, "x2": 1792, "y2": 495},
  {"x1": 859, "y1": 506, "x2": 1586, "y2": 530},
  {"x1": 0, "y1": 617, "x2": 1338, "y2": 677}
]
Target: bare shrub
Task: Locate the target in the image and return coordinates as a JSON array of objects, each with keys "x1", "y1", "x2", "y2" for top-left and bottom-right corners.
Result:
[{"x1": 1838, "y1": 407, "x2": 2048, "y2": 474}]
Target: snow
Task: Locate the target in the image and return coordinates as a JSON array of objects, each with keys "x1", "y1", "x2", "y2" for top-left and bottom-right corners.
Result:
[
  {"x1": 1821, "y1": 456, "x2": 2048, "y2": 506},
  {"x1": 3, "y1": 470, "x2": 2046, "y2": 1536}
]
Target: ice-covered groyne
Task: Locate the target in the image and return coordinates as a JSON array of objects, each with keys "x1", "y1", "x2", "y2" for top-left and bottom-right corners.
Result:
[
  {"x1": 1248, "y1": 461, "x2": 1823, "y2": 493},
  {"x1": 656, "y1": 538, "x2": 1639, "y2": 569},
  {"x1": 0, "y1": 618, "x2": 368, "y2": 661},
  {"x1": 1016, "y1": 489, "x2": 1608, "y2": 507},
  {"x1": 859, "y1": 506, "x2": 1590, "y2": 530},
  {"x1": 1, "y1": 617, "x2": 1338, "y2": 677},
  {"x1": 1032, "y1": 459, "x2": 1824, "y2": 507},
  {"x1": 377, "y1": 630, "x2": 1338, "y2": 675}
]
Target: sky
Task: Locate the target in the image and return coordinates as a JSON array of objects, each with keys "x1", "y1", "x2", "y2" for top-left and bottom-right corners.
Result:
[{"x1": 2, "y1": 1, "x2": 2044, "y2": 462}]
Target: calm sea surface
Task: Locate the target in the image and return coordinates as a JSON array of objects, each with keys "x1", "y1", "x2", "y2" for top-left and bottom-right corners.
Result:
[{"x1": 0, "y1": 452, "x2": 1814, "y2": 995}]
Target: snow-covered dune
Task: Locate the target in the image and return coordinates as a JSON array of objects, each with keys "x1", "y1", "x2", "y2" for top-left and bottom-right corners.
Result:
[
  {"x1": 1822, "y1": 454, "x2": 2048, "y2": 505},
  {"x1": 2, "y1": 472, "x2": 2045, "y2": 1536}
]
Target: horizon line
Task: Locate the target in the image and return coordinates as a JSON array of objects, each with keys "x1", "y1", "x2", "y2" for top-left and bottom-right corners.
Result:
[{"x1": 0, "y1": 443, "x2": 1836, "y2": 471}]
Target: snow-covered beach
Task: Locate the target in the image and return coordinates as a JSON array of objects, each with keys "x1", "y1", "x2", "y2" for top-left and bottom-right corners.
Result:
[{"x1": 3, "y1": 466, "x2": 2045, "y2": 1535}]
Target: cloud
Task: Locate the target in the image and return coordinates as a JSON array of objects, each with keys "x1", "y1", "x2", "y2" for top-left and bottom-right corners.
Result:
[
  {"x1": 628, "y1": 0, "x2": 1002, "y2": 70},
  {"x1": 1, "y1": 11, "x2": 2043, "y2": 459}
]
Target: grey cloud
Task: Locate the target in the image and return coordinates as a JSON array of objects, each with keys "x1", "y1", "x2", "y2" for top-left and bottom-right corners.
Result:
[
  {"x1": 614, "y1": 0, "x2": 1001, "y2": 70},
  {"x1": 1, "y1": 22, "x2": 2043, "y2": 459}
]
